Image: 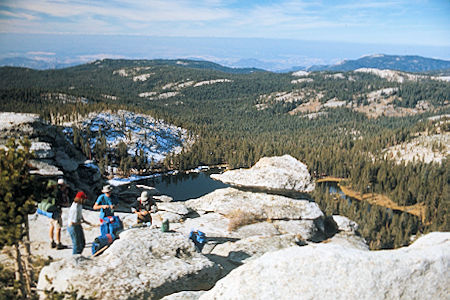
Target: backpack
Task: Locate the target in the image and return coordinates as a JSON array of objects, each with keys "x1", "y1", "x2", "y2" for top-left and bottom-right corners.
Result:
[
  {"x1": 91, "y1": 233, "x2": 116, "y2": 256},
  {"x1": 189, "y1": 230, "x2": 206, "y2": 252},
  {"x1": 37, "y1": 196, "x2": 58, "y2": 219},
  {"x1": 37, "y1": 197, "x2": 57, "y2": 213},
  {"x1": 100, "y1": 216, "x2": 123, "y2": 236},
  {"x1": 36, "y1": 208, "x2": 54, "y2": 219}
]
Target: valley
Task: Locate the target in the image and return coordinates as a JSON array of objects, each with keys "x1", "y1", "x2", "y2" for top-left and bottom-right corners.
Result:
[{"x1": 0, "y1": 58, "x2": 448, "y2": 250}]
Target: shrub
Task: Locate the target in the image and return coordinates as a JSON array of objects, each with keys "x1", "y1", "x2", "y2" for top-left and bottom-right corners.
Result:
[{"x1": 226, "y1": 209, "x2": 261, "y2": 232}]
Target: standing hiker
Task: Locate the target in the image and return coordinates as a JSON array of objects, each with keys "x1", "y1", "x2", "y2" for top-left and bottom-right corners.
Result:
[
  {"x1": 67, "y1": 191, "x2": 91, "y2": 255},
  {"x1": 47, "y1": 180, "x2": 67, "y2": 249},
  {"x1": 93, "y1": 185, "x2": 115, "y2": 222},
  {"x1": 131, "y1": 191, "x2": 157, "y2": 225},
  {"x1": 57, "y1": 178, "x2": 70, "y2": 207}
]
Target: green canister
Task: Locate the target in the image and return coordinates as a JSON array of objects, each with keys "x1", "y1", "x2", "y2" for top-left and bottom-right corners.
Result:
[{"x1": 161, "y1": 219, "x2": 169, "y2": 232}]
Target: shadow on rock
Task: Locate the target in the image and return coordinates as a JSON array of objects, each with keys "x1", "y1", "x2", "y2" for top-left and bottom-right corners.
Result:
[
  {"x1": 309, "y1": 216, "x2": 339, "y2": 243},
  {"x1": 204, "y1": 253, "x2": 243, "y2": 280}
]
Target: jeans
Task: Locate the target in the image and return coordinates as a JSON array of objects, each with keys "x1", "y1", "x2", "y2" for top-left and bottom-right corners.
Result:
[{"x1": 68, "y1": 224, "x2": 85, "y2": 255}]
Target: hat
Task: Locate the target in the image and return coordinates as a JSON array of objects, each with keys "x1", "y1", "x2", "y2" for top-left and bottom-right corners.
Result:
[
  {"x1": 57, "y1": 178, "x2": 66, "y2": 185},
  {"x1": 102, "y1": 185, "x2": 113, "y2": 193},
  {"x1": 138, "y1": 191, "x2": 149, "y2": 202},
  {"x1": 75, "y1": 191, "x2": 87, "y2": 200}
]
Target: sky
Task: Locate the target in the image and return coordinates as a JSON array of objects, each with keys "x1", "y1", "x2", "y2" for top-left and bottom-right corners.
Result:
[{"x1": 0, "y1": 0, "x2": 449, "y2": 69}]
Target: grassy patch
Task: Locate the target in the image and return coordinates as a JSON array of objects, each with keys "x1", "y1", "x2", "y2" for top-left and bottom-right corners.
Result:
[{"x1": 226, "y1": 209, "x2": 262, "y2": 232}]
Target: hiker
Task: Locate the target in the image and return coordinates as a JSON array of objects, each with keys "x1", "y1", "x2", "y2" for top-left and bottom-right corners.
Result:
[
  {"x1": 93, "y1": 185, "x2": 116, "y2": 222},
  {"x1": 56, "y1": 178, "x2": 70, "y2": 207},
  {"x1": 47, "y1": 180, "x2": 67, "y2": 249},
  {"x1": 67, "y1": 191, "x2": 91, "y2": 255},
  {"x1": 131, "y1": 191, "x2": 157, "y2": 225}
]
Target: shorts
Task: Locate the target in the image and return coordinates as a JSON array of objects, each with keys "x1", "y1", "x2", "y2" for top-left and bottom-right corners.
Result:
[{"x1": 50, "y1": 215, "x2": 62, "y2": 229}]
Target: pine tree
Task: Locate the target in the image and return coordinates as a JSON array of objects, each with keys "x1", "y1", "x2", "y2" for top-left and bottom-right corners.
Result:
[{"x1": 0, "y1": 138, "x2": 36, "y2": 298}]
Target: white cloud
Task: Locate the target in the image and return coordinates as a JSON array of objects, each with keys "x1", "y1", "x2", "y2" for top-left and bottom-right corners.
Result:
[
  {"x1": 336, "y1": 1, "x2": 404, "y2": 9},
  {"x1": 27, "y1": 51, "x2": 56, "y2": 55},
  {"x1": 3, "y1": 0, "x2": 231, "y2": 22},
  {"x1": 0, "y1": 9, "x2": 37, "y2": 20},
  {"x1": 0, "y1": 0, "x2": 448, "y2": 46}
]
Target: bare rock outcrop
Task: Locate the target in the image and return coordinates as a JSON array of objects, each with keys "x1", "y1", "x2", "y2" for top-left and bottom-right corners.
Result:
[
  {"x1": 185, "y1": 187, "x2": 322, "y2": 221},
  {"x1": 211, "y1": 155, "x2": 315, "y2": 193},
  {"x1": 0, "y1": 112, "x2": 103, "y2": 199},
  {"x1": 210, "y1": 234, "x2": 299, "y2": 264},
  {"x1": 180, "y1": 187, "x2": 326, "y2": 242},
  {"x1": 37, "y1": 229, "x2": 221, "y2": 299},
  {"x1": 172, "y1": 187, "x2": 330, "y2": 269},
  {"x1": 161, "y1": 291, "x2": 205, "y2": 300},
  {"x1": 199, "y1": 232, "x2": 450, "y2": 300},
  {"x1": 332, "y1": 215, "x2": 359, "y2": 233}
]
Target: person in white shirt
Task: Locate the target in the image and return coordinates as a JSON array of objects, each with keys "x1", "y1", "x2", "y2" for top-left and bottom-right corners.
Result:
[{"x1": 67, "y1": 191, "x2": 91, "y2": 255}]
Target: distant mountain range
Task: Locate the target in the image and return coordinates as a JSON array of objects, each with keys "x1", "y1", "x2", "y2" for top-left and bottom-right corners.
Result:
[
  {"x1": 1, "y1": 54, "x2": 450, "y2": 74},
  {"x1": 0, "y1": 57, "x2": 264, "y2": 74},
  {"x1": 0, "y1": 57, "x2": 78, "y2": 70},
  {"x1": 306, "y1": 54, "x2": 450, "y2": 73}
]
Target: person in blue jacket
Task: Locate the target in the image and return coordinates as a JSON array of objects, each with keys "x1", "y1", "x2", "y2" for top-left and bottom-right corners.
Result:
[{"x1": 93, "y1": 185, "x2": 115, "y2": 222}]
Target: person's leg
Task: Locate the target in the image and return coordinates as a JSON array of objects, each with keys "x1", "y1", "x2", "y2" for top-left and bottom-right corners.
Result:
[
  {"x1": 56, "y1": 227, "x2": 61, "y2": 244},
  {"x1": 55, "y1": 215, "x2": 64, "y2": 249},
  {"x1": 67, "y1": 226, "x2": 78, "y2": 255},
  {"x1": 49, "y1": 219, "x2": 56, "y2": 248},
  {"x1": 74, "y1": 225, "x2": 84, "y2": 255},
  {"x1": 79, "y1": 226, "x2": 86, "y2": 253}
]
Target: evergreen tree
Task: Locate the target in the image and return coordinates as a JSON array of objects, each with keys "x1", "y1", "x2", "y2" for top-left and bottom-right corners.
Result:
[{"x1": 0, "y1": 138, "x2": 36, "y2": 298}]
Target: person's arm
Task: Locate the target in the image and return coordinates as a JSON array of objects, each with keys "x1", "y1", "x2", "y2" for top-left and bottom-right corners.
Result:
[
  {"x1": 82, "y1": 217, "x2": 92, "y2": 226},
  {"x1": 93, "y1": 202, "x2": 112, "y2": 210},
  {"x1": 93, "y1": 196, "x2": 112, "y2": 210},
  {"x1": 93, "y1": 200, "x2": 102, "y2": 210}
]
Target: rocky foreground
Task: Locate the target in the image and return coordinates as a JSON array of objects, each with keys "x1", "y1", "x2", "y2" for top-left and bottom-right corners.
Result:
[
  {"x1": 33, "y1": 155, "x2": 449, "y2": 299},
  {"x1": 198, "y1": 232, "x2": 449, "y2": 300}
]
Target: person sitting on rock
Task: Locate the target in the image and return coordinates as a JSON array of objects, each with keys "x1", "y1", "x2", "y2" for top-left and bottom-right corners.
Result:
[
  {"x1": 93, "y1": 185, "x2": 116, "y2": 222},
  {"x1": 131, "y1": 191, "x2": 157, "y2": 225},
  {"x1": 67, "y1": 191, "x2": 91, "y2": 255}
]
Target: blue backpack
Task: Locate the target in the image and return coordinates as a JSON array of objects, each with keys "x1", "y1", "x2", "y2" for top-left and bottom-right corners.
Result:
[
  {"x1": 91, "y1": 233, "x2": 116, "y2": 256},
  {"x1": 100, "y1": 216, "x2": 123, "y2": 236},
  {"x1": 189, "y1": 230, "x2": 206, "y2": 252}
]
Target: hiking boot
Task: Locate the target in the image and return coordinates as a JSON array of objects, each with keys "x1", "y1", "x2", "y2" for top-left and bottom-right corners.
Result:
[
  {"x1": 56, "y1": 243, "x2": 66, "y2": 250},
  {"x1": 51, "y1": 241, "x2": 56, "y2": 248}
]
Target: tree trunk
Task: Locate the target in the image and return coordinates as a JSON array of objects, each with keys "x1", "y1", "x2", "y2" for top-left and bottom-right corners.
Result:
[
  {"x1": 23, "y1": 217, "x2": 34, "y2": 293},
  {"x1": 14, "y1": 243, "x2": 26, "y2": 299}
]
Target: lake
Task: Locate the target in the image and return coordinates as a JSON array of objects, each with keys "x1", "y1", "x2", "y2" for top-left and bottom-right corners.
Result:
[{"x1": 142, "y1": 169, "x2": 229, "y2": 201}]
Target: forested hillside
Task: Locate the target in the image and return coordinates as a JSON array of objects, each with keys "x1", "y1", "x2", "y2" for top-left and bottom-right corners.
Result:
[
  {"x1": 307, "y1": 54, "x2": 450, "y2": 72},
  {"x1": 0, "y1": 59, "x2": 448, "y2": 249}
]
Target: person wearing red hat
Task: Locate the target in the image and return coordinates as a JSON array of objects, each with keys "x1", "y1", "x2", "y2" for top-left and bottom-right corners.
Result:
[{"x1": 67, "y1": 191, "x2": 92, "y2": 255}]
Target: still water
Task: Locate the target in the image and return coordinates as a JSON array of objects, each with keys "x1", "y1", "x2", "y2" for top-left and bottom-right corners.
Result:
[{"x1": 142, "y1": 169, "x2": 229, "y2": 201}]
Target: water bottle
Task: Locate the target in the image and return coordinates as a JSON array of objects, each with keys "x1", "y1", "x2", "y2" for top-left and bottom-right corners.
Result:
[{"x1": 161, "y1": 219, "x2": 169, "y2": 232}]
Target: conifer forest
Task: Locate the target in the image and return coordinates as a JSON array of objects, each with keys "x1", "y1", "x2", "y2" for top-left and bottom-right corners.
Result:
[{"x1": 0, "y1": 59, "x2": 448, "y2": 250}]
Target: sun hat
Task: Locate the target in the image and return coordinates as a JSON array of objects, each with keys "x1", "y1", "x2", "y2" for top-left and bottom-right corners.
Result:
[
  {"x1": 75, "y1": 191, "x2": 87, "y2": 200},
  {"x1": 57, "y1": 178, "x2": 66, "y2": 185},
  {"x1": 102, "y1": 185, "x2": 113, "y2": 193},
  {"x1": 138, "y1": 191, "x2": 149, "y2": 202}
]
